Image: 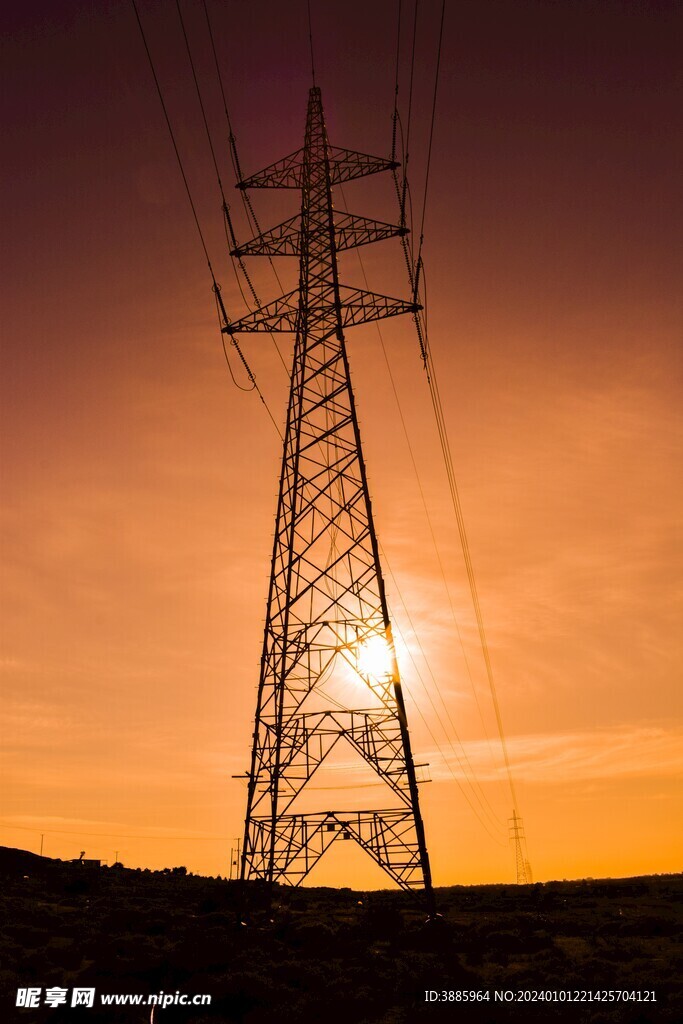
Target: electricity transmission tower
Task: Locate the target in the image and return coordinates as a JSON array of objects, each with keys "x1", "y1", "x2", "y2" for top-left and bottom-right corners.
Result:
[
  {"x1": 226, "y1": 87, "x2": 434, "y2": 910},
  {"x1": 509, "y1": 810, "x2": 532, "y2": 884}
]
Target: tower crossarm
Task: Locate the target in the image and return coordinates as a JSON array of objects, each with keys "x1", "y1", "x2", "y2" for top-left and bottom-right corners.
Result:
[
  {"x1": 222, "y1": 289, "x2": 300, "y2": 334},
  {"x1": 232, "y1": 212, "x2": 408, "y2": 258},
  {"x1": 237, "y1": 146, "x2": 398, "y2": 190},
  {"x1": 333, "y1": 212, "x2": 408, "y2": 251},
  {"x1": 328, "y1": 147, "x2": 399, "y2": 185},
  {"x1": 236, "y1": 148, "x2": 305, "y2": 189},
  {"x1": 338, "y1": 285, "x2": 420, "y2": 327},
  {"x1": 231, "y1": 213, "x2": 302, "y2": 257},
  {"x1": 223, "y1": 287, "x2": 419, "y2": 335}
]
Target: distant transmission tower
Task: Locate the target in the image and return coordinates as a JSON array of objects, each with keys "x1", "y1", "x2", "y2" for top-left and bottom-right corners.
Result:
[
  {"x1": 509, "y1": 810, "x2": 531, "y2": 884},
  {"x1": 226, "y1": 87, "x2": 434, "y2": 910}
]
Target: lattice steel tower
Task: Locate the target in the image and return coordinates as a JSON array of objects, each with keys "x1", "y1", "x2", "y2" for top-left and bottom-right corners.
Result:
[
  {"x1": 225, "y1": 87, "x2": 433, "y2": 909},
  {"x1": 509, "y1": 810, "x2": 532, "y2": 885}
]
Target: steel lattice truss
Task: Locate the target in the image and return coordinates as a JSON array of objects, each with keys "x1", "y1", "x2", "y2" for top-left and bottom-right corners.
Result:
[
  {"x1": 509, "y1": 812, "x2": 531, "y2": 885},
  {"x1": 229, "y1": 88, "x2": 433, "y2": 903}
]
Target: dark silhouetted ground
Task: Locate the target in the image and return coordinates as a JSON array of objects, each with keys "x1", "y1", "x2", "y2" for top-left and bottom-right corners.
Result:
[{"x1": 1, "y1": 846, "x2": 680, "y2": 1023}]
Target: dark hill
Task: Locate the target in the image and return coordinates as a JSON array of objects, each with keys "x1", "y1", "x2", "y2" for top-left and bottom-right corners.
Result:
[
  {"x1": 0, "y1": 845, "x2": 59, "y2": 875},
  {"x1": 1, "y1": 846, "x2": 680, "y2": 1024}
]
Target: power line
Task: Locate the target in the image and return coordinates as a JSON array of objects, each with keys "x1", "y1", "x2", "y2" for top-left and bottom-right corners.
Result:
[
  {"x1": 176, "y1": 0, "x2": 271, "y2": 318},
  {"x1": 389, "y1": 0, "x2": 526, "y2": 835},
  {"x1": 214, "y1": 289, "x2": 254, "y2": 393},
  {"x1": 175, "y1": 0, "x2": 226, "y2": 204},
  {"x1": 131, "y1": 0, "x2": 214, "y2": 276},
  {"x1": 402, "y1": 167, "x2": 522, "y2": 822},
  {"x1": 201, "y1": 0, "x2": 289, "y2": 375},
  {"x1": 391, "y1": 620, "x2": 508, "y2": 846},
  {"x1": 131, "y1": 0, "x2": 281, "y2": 433},
  {"x1": 416, "y1": 0, "x2": 445, "y2": 251},
  {"x1": 338, "y1": 180, "x2": 500, "y2": 775},
  {"x1": 176, "y1": 1, "x2": 268, "y2": 334},
  {"x1": 391, "y1": 0, "x2": 402, "y2": 163},
  {"x1": 201, "y1": 0, "x2": 236, "y2": 169},
  {"x1": 399, "y1": 0, "x2": 419, "y2": 249},
  {"x1": 424, "y1": 344, "x2": 520, "y2": 814},
  {"x1": 381, "y1": 549, "x2": 507, "y2": 841}
]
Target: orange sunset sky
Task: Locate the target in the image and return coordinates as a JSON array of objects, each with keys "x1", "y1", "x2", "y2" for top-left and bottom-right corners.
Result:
[{"x1": 1, "y1": 0, "x2": 681, "y2": 888}]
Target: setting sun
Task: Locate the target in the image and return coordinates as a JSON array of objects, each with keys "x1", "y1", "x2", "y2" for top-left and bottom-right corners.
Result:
[{"x1": 356, "y1": 635, "x2": 394, "y2": 680}]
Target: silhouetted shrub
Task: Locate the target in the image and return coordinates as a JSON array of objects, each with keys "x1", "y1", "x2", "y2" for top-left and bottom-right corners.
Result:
[
  {"x1": 63, "y1": 875, "x2": 89, "y2": 895},
  {"x1": 362, "y1": 903, "x2": 405, "y2": 938}
]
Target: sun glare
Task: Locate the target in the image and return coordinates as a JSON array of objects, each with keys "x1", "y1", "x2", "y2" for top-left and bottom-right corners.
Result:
[{"x1": 356, "y1": 635, "x2": 394, "y2": 680}]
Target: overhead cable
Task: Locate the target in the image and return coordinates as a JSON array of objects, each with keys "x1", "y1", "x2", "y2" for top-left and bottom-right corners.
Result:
[
  {"x1": 131, "y1": 0, "x2": 280, "y2": 430},
  {"x1": 391, "y1": 0, "x2": 523, "y2": 819},
  {"x1": 201, "y1": 0, "x2": 289, "y2": 373}
]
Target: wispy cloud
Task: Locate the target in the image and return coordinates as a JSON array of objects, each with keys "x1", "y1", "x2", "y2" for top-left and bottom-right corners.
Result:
[{"x1": 428, "y1": 724, "x2": 683, "y2": 784}]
